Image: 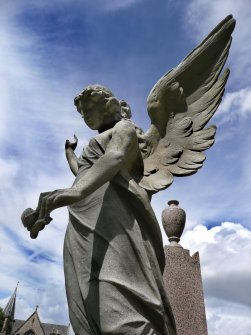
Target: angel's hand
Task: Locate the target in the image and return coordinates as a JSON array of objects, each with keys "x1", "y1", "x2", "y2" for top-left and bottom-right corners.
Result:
[
  {"x1": 65, "y1": 135, "x2": 79, "y2": 176},
  {"x1": 29, "y1": 188, "x2": 82, "y2": 238},
  {"x1": 65, "y1": 134, "x2": 78, "y2": 151}
]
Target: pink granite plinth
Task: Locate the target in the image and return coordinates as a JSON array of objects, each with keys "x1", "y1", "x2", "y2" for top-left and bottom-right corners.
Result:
[{"x1": 163, "y1": 245, "x2": 208, "y2": 335}]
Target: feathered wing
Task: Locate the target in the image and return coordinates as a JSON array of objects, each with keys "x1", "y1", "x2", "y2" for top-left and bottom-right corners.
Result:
[{"x1": 139, "y1": 15, "x2": 236, "y2": 193}]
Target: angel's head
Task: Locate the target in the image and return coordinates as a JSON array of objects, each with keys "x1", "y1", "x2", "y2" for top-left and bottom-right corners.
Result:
[{"x1": 74, "y1": 85, "x2": 131, "y2": 131}]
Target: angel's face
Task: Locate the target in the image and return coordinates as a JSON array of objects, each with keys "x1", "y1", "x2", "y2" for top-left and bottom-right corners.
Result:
[
  {"x1": 78, "y1": 99, "x2": 105, "y2": 130},
  {"x1": 77, "y1": 98, "x2": 119, "y2": 132}
]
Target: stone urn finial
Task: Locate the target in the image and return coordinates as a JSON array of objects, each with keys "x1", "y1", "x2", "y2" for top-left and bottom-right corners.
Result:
[{"x1": 162, "y1": 200, "x2": 186, "y2": 246}]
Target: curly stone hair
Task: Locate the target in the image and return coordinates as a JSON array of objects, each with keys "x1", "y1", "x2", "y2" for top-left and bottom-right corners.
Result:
[{"x1": 74, "y1": 85, "x2": 132, "y2": 120}]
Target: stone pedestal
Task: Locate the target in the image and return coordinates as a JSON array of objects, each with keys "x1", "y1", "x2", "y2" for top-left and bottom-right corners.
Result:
[
  {"x1": 163, "y1": 246, "x2": 208, "y2": 335},
  {"x1": 162, "y1": 200, "x2": 208, "y2": 335}
]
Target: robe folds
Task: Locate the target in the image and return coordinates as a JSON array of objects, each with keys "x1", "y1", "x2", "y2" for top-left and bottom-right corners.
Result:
[{"x1": 63, "y1": 130, "x2": 176, "y2": 335}]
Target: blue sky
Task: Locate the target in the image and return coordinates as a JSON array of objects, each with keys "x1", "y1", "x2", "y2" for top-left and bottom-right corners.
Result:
[{"x1": 0, "y1": 1, "x2": 251, "y2": 334}]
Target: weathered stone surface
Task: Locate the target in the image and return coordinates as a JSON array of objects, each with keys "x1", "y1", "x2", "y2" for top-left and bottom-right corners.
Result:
[
  {"x1": 21, "y1": 15, "x2": 235, "y2": 335},
  {"x1": 162, "y1": 200, "x2": 186, "y2": 243},
  {"x1": 163, "y1": 246, "x2": 208, "y2": 335}
]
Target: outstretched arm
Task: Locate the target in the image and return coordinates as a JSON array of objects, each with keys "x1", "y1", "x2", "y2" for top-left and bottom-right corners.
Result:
[
  {"x1": 29, "y1": 120, "x2": 137, "y2": 238},
  {"x1": 65, "y1": 134, "x2": 78, "y2": 176}
]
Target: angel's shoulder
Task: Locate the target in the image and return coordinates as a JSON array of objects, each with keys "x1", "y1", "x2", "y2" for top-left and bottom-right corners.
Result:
[{"x1": 112, "y1": 119, "x2": 136, "y2": 137}]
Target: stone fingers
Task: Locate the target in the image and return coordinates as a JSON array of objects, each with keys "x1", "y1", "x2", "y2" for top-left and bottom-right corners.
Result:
[{"x1": 30, "y1": 191, "x2": 57, "y2": 238}]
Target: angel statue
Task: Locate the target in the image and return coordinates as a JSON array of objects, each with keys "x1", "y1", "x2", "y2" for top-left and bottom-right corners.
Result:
[{"x1": 22, "y1": 15, "x2": 235, "y2": 335}]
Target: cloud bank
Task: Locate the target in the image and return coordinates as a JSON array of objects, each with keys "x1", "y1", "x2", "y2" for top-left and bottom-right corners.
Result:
[
  {"x1": 182, "y1": 222, "x2": 251, "y2": 335},
  {"x1": 0, "y1": 1, "x2": 250, "y2": 335}
]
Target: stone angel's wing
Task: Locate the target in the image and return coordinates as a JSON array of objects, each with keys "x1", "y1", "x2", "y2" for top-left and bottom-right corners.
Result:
[{"x1": 139, "y1": 15, "x2": 236, "y2": 193}]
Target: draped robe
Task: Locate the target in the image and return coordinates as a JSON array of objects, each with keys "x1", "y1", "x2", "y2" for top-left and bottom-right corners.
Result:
[{"x1": 63, "y1": 128, "x2": 176, "y2": 335}]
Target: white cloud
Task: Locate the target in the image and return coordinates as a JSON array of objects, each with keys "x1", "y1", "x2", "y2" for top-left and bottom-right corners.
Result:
[
  {"x1": 0, "y1": 222, "x2": 68, "y2": 325},
  {"x1": 206, "y1": 297, "x2": 251, "y2": 335},
  {"x1": 0, "y1": 2, "x2": 250, "y2": 335},
  {"x1": 0, "y1": 3, "x2": 93, "y2": 327},
  {"x1": 180, "y1": 222, "x2": 251, "y2": 335},
  {"x1": 0, "y1": 158, "x2": 19, "y2": 185},
  {"x1": 214, "y1": 88, "x2": 251, "y2": 126},
  {"x1": 92, "y1": 0, "x2": 143, "y2": 12},
  {"x1": 184, "y1": 0, "x2": 251, "y2": 86},
  {"x1": 0, "y1": 0, "x2": 143, "y2": 17}
]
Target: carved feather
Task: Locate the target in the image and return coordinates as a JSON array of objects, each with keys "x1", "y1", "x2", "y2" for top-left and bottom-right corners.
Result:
[{"x1": 139, "y1": 15, "x2": 235, "y2": 193}]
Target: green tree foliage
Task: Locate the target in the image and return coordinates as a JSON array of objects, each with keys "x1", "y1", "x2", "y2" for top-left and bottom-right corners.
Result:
[{"x1": 0, "y1": 306, "x2": 4, "y2": 331}]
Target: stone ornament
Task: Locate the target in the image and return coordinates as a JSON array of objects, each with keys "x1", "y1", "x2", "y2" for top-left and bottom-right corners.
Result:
[
  {"x1": 21, "y1": 16, "x2": 235, "y2": 335},
  {"x1": 162, "y1": 200, "x2": 186, "y2": 246}
]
